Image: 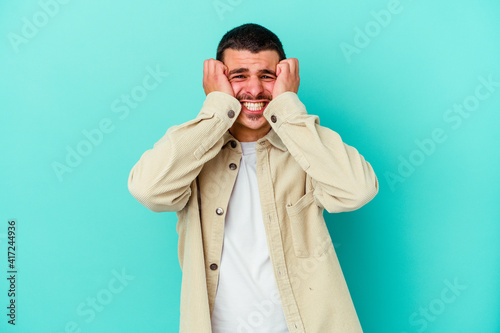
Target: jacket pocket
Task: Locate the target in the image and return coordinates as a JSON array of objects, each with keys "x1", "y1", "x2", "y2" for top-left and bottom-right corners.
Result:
[{"x1": 286, "y1": 191, "x2": 332, "y2": 258}]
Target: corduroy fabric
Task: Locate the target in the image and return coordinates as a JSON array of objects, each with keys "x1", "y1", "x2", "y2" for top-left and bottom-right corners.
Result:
[{"x1": 128, "y1": 91, "x2": 379, "y2": 332}]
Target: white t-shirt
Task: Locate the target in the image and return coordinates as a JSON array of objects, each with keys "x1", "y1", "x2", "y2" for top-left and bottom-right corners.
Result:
[{"x1": 211, "y1": 141, "x2": 289, "y2": 333}]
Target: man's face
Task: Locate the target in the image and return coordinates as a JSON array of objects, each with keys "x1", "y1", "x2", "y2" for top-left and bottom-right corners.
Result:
[{"x1": 222, "y1": 48, "x2": 280, "y2": 135}]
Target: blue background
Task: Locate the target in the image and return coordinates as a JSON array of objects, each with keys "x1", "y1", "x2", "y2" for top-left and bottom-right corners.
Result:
[{"x1": 1, "y1": 0, "x2": 499, "y2": 332}]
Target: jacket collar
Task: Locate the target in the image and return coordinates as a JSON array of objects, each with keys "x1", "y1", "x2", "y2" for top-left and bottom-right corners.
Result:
[{"x1": 222, "y1": 128, "x2": 287, "y2": 152}]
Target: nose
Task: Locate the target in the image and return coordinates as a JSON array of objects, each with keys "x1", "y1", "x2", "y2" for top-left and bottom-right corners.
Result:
[{"x1": 243, "y1": 75, "x2": 265, "y2": 98}]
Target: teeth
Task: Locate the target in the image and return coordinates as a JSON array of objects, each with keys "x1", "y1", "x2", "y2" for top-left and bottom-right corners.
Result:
[{"x1": 243, "y1": 102, "x2": 265, "y2": 111}]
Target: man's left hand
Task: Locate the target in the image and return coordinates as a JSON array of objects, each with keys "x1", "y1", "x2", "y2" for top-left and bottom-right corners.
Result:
[{"x1": 272, "y1": 58, "x2": 300, "y2": 98}]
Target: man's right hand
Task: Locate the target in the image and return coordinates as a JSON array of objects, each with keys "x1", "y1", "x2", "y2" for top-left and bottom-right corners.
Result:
[{"x1": 203, "y1": 59, "x2": 235, "y2": 97}]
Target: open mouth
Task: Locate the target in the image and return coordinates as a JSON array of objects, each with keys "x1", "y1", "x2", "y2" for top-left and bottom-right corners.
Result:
[{"x1": 241, "y1": 101, "x2": 268, "y2": 113}]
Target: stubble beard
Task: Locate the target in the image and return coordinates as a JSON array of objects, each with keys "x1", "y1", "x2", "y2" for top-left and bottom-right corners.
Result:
[{"x1": 246, "y1": 113, "x2": 262, "y2": 121}]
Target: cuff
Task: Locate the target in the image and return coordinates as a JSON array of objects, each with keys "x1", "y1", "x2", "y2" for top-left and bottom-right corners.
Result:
[
  {"x1": 263, "y1": 92, "x2": 307, "y2": 129},
  {"x1": 198, "y1": 91, "x2": 242, "y2": 126}
]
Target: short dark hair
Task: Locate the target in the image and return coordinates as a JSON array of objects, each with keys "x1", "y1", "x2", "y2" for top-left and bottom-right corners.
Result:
[{"x1": 216, "y1": 23, "x2": 286, "y2": 62}]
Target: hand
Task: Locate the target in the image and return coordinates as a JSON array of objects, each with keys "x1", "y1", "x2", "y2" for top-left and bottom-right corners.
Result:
[
  {"x1": 272, "y1": 58, "x2": 300, "y2": 98},
  {"x1": 203, "y1": 59, "x2": 235, "y2": 96}
]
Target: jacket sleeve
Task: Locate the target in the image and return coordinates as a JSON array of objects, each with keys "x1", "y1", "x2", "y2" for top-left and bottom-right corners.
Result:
[
  {"x1": 128, "y1": 91, "x2": 242, "y2": 212},
  {"x1": 263, "y1": 92, "x2": 379, "y2": 213}
]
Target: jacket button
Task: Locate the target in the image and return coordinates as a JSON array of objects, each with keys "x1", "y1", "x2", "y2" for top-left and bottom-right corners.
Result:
[
  {"x1": 230, "y1": 140, "x2": 237, "y2": 148},
  {"x1": 271, "y1": 115, "x2": 277, "y2": 123},
  {"x1": 229, "y1": 163, "x2": 237, "y2": 170},
  {"x1": 216, "y1": 207, "x2": 224, "y2": 215},
  {"x1": 228, "y1": 110, "x2": 235, "y2": 118},
  {"x1": 210, "y1": 263, "x2": 218, "y2": 270}
]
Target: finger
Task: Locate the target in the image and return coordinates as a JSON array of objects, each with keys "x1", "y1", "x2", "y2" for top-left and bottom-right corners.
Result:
[
  {"x1": 285, "y1": 58, "x2": 299, "y2": 70},
  {"x1": 215, "y1": 61, "x2": 226, "y2": 76},
  {"x1": 203, "y1": 59, "x2": 208, "y2": 79},
  {"x1": 220, "y1": 62, "x2": 228, "y2": 76},
  {"x1": 290, "y1": 58, "x2": 299, "y2": 76},
  {"x1": 277, "y1": 63, "x2": 290, "y2": 78},
  {"x1": 281, "y1": 60, "x2": 291, "y2": 70},
  {"x1": 276, "y1": 63, "x2": 282, "y2": 77},
  {"x1": 209, "y1": 59, "x2": 216, "y2": 76},
  {"x1": 211, "y1": 60, "x2": 223, "y2": 77},
  {"x1": 283, "y1": 58, "x2": 296, "y2": 75}
]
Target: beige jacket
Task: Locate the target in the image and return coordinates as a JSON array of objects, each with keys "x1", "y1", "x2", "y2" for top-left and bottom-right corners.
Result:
[{"x1": 128, "y1": 91, "x2": 379, "y2": 332}]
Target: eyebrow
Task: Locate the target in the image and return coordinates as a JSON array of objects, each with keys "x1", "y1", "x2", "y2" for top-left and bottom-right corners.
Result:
[{"x1": 228, "y1": 68, "x2": 276, "y2": 76}]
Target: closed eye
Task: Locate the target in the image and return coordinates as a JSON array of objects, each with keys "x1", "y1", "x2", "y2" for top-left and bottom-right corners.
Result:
[{"x1": 231, "y1": 74, "x2": 275, "y2": 80}]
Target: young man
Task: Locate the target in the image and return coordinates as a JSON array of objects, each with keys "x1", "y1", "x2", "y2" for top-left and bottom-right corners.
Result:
[{"x1": 128, "y1": 23, "x2": 378, "y2": 333}]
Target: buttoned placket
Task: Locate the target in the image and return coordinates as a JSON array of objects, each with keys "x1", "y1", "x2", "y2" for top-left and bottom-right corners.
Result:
[
  {"x1": 206, "y1": 137, "x2": 243, "y2": 314},
  {"x1": 207, "y1": 109, "x2": 240, "y2": 281},
  {"x1": 255, "y1": 138, "x2": 306, "y2": 333}
]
